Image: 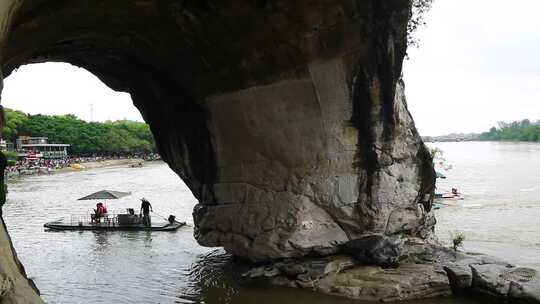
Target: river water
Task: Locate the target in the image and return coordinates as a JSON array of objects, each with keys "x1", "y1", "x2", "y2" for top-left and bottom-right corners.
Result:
[
  {"x1": 2, "y1": 143, "x2": 538, "y2": 303},
  {"x1": 432, "y1": 141, "x2": 540, "y2": 269}
]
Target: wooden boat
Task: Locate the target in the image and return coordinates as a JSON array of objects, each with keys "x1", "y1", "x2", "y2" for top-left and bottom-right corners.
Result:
[
  {"x1": 435, "y1": 187, "x2": 464, "y2": 201},
  {"x1": 44, "y1": 218, "x2": 186, "y2": 231},
  {"x1": 435, "y1": 193, "x2": 459, "y2": 199},
  {"x1": 435, "y1": 193, "x2": 464, "y2": 200}
]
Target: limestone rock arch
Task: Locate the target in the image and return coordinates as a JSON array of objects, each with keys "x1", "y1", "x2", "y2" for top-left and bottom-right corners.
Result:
[{"x1": 0, "y1": 1, "x2": 434, "y2": 302}]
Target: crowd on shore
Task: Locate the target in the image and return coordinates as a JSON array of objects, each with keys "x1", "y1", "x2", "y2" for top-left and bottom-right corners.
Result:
[{"x1": 5, "y1": 153, "x2": 161, "y2": 177}]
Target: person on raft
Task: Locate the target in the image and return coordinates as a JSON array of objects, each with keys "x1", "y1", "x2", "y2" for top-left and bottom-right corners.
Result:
[
  {"x1": 140, "y1": 198, "x2": 153, "y2": 226},
  {"x1": 93, "y1": 202, "x2": 108, "y2": 223}
]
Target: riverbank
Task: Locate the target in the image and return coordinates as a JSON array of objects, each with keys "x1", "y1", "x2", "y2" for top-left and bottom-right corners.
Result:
[{"x1": 5, "y1": 158, "x2": 155, "y2": 180}]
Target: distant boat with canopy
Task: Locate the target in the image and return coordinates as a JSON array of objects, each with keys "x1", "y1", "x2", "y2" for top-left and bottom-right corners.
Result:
[{"x1": 44, "y1": 190, "x2": 185, "y2": 231}]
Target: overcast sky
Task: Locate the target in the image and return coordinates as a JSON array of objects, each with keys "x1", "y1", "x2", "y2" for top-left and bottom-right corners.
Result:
[
  {"x1": 1, "y1": 0, "x2": 539, "y2": 136},
  {"x1": 1, "y1": 63, "x2": 143, "y2": 122},
  {"x1": 404, "y1": 0, "x2": 540, "y2": 136}
]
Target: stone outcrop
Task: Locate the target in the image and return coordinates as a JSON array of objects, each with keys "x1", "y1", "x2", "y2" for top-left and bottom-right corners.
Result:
[
  {"x1": 245, "y1": 242, "x2": 540, "y2": 303},
  {"x1": 0, "y1": 0, "x2": 440, "y2": 302},
  {"x1": 194, "y1": 77, "x2": 436, "y2": 262},
  {"x1": 1, "y1": 0, "x2": 434, "y2": 261},
  {"x1": 342, "y1": 234, "x2": 402, "y2": 266},
  {"x1": 0, "y1": 220, "x2": 42, "y2": 304},
  {"x1": 468, "y1": 264, "x2": 540, "y2": 302}
]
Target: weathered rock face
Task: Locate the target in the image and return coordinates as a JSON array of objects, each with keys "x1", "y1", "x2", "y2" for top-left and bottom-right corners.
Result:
[
  {"x1": 0, "y1": 0, "x2": 436, "y2": 302},
  {"x1": 194, "y1": 76, "x2": 436, "y2": 261}
]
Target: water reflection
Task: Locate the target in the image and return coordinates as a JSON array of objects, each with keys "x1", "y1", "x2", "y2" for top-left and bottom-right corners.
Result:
[
  {"x1": 181, "y1": 250, "x2": 238, "y2": 304},
  {"x1": 93, "y1": 232, "x2": 112, "y2": 249}
]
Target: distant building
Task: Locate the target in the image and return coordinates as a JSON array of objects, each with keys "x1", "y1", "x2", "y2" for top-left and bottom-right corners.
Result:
[
  {"x1": 16, "y1": 136, "x2": 70, "y2": 159},
  {"x1": 0, "y1": 139, "x2": 14, "y2": 152},
  {"x1": 422, "y1": 133, "x2": 480, "y2": 143}
]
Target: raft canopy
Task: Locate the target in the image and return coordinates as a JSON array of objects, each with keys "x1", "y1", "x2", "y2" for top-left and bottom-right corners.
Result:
[{"x1": 78, "y1": 190, "x2": 132, "y2": 200}]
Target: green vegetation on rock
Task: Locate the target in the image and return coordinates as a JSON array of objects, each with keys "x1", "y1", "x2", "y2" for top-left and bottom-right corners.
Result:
[
  {"x1": 2, "y1": 108, "x2": 156, "y2": 155},
  {"x1": 450, "y1": 231, "x2": 465, "y2": 252}
]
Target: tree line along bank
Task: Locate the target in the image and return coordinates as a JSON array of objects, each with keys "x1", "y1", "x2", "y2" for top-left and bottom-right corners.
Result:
[{"x1": 1, "y1": 108, "x2": 156, "y2": 155}]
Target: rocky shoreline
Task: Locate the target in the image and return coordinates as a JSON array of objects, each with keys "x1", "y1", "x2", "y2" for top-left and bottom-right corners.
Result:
[{"x1": 244, "y1": 236, "x2": 540, "y2": 303}]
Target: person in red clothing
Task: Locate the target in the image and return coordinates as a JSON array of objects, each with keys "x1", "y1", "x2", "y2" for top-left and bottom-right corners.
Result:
[
  {"x1": 101, "y1": 203, "x2": 108, "y2": 215},
  {"x1": 93, "y1": 202, "x2": 108, "y2": 223},
  {"x1": 95, "y1": 203, "x2": 104, "y2": 215}
]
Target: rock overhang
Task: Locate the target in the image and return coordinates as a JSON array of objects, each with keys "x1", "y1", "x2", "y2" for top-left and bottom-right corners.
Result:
[{"x1": 0, "y1": 1, "x2": 440, "y2": 302}]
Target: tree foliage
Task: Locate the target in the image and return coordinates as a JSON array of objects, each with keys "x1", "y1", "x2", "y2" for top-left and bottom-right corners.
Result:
[
  {"x1": 479, "y1": 119, "x2": 540, "y2": 142},
  {"x1": 408, "y1": 0, "x2": 434, "y2": 48},
  {"x1": 2, "y1": 108, "x2": 156, "y2": 155},
  {"x1": 3, "y1": 151, "x2": 18, "y2": 166},
  {"x1": 2, "y1": 109, "x2": 28, "y2": 142}
]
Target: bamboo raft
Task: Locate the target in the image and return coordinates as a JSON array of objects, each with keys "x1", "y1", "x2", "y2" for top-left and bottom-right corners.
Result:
[{"x1": 44, "y1": 217, "x2": 186, "y2": 231}]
